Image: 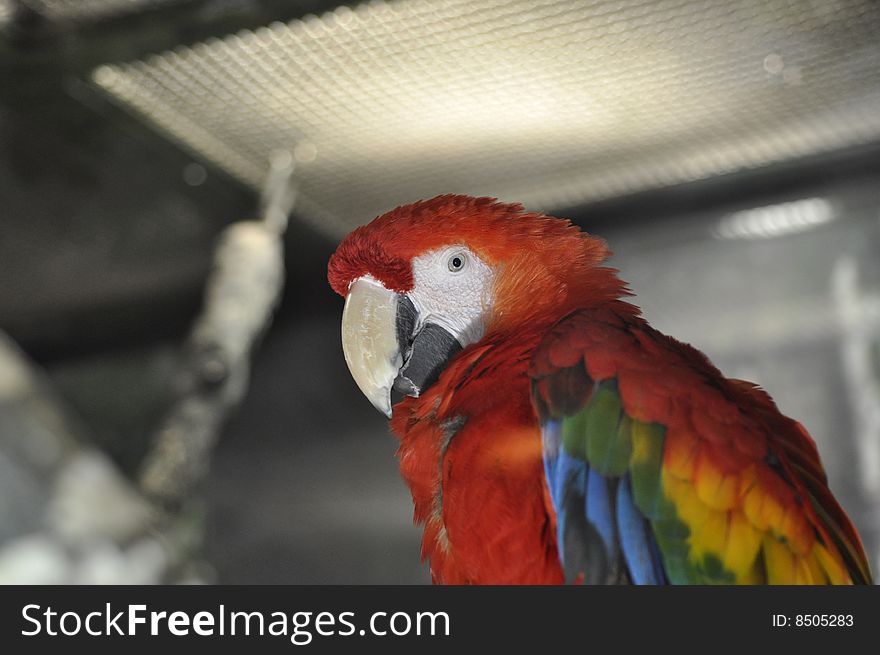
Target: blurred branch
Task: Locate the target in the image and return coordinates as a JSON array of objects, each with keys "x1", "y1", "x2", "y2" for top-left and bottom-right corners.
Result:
[
  {"x1": 260, "y1": 149, "x2": 297, "y2": 234},
  {"x1": 0, "y1": 331, "x2": 169, "y2": 582},
  {"x1": 0, "y1": 153, "x2": 293, "y2": 581},
  {"x1": 138, "y1": 151, "x2": 293, "y2": 509}
]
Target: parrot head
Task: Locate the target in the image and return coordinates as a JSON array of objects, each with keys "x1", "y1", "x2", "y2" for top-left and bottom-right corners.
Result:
[{"x1": 327, "y1": 195, "x2": 625, "y2": 417}]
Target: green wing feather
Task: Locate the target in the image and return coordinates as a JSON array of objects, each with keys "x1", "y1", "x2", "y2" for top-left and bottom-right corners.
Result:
[{"x1": 532, "y1": 307, "x2": 872, "y2": 585}]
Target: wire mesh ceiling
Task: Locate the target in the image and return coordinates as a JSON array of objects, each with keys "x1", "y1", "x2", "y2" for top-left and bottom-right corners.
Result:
[{"x1": 92, "y1": 0, "x2": 880, "y2": 236}]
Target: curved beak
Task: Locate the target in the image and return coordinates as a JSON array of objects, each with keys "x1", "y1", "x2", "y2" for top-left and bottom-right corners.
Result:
[
  {"x1": 341, "y1": 276, "x2": 464, "y2": 418},
  {"x1": 340, "y1": 277, "x2": 402, "y2": 417}
]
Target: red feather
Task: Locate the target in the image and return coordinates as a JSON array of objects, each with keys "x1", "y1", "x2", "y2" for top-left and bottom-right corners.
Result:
[{"x1": 328, "y1": 195, "x2": 871, "y2": 584}]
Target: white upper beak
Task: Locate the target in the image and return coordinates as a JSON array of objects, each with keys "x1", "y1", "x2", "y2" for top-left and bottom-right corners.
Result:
[{"x1": 340, "y1": 277, "x2": 402, "y2": 417}]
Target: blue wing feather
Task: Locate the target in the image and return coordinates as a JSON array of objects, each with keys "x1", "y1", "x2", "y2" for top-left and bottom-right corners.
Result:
[
  {"x1": 551, "y1": 451, "x2": 586, "y2": 564},
  {"x1": 541, "y1": 417, "x2": 667, "y2": 584},
  {"x1": 616, "y1": 475, "x2": 665, "y2": 584},
  {"x1": 542, "y1": 419, "x2": 562, "y2": 507},
  {"x1": 542, "y1": 421, "x2": 626, "y2": 583},
  {"x1": 586, "y1": 468, "x2": 616, "y2": 555}
]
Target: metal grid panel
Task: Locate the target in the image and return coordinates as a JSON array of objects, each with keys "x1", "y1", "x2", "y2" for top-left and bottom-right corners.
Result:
[{"x1": 93, "y1": 0, "x2": 880, "y2": 235}]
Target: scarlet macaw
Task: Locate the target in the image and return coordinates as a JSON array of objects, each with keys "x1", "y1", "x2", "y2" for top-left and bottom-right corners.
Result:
[{"x1": 327, "y1": 195, "x2": 872, "y2": 585}]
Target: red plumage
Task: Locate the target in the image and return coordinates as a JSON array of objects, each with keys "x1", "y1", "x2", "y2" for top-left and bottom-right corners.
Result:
[{"x1": 328, "y1": 195, "x2": 871, "y2": 584}]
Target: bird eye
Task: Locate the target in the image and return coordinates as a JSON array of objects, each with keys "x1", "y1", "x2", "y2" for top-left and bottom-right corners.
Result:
[{"x1": 447, "y1": 253, "x2": 467, "y2": 272}]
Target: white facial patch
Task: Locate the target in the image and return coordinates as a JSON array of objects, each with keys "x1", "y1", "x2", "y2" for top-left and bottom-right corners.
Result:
[{"x1": 408, "y1": 245, "x2": 495, "y2": 347}]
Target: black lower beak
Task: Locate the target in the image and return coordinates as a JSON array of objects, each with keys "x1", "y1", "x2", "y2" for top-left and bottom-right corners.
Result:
[{"x1": 393, "y1": 295, "x2": 462, "y2": 398}]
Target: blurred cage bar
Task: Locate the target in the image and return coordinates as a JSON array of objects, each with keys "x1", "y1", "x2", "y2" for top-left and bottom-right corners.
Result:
[
  {"x1": 89, "y1": 0, "x2": 880, "y2": 234},
  {"x1": 1, "y1": 0, "x2": 879, "y2": 582}
]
